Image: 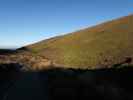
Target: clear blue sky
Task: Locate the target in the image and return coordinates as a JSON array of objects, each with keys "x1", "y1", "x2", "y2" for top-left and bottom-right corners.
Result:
[{"x1": 0, "y1": 0, "x2": 132, "y2": 48}]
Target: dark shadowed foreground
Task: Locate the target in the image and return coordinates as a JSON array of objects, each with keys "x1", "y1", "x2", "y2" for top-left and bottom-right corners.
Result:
[
  {"x1": 0, "y1": 63, "x2": 48, "y2": 100},
  {"x1": 1, "y1": 63, "x2": 133, "y2": 100}
]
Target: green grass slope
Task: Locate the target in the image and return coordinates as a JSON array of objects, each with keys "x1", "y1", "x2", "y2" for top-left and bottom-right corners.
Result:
[{"x1": 27, "y1": 14, "x2": 133, "y2": 69}]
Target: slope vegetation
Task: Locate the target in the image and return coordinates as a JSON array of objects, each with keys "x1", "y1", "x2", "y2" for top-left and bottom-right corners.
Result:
[{"x1": 26, "y1": 15, "x2": 133, "y2": 69}]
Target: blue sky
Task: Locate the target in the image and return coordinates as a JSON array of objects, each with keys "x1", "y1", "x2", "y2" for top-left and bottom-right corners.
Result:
[{"x1": 0, "y1": 0, "x2": 132, "y2": 48}]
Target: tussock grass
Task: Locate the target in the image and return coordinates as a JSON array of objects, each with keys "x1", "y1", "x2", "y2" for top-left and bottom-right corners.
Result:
[{"x1": 26, "y1": 15, "x2": 133, "y2": 69}]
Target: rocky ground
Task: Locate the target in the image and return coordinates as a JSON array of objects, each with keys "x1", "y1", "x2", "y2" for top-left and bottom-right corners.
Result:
[{"x1": 0, "y1": 51, "x2": 53, "y2": 71}]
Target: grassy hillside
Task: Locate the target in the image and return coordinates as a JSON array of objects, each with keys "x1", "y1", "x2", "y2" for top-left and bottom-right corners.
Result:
[{"x1": 26, "y1": 14, "x2": 133, "y2": 69}]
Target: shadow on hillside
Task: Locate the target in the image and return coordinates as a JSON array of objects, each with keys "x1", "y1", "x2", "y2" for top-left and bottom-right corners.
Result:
[
  {"x1": 1, "y1": 63, "x2": 133, "y2": 100},
  {"x1": 0, "y1": 63, "x2": 48, "y2": 100},
  {"x1": 47, "y1": 67, "x2": 133, "y2": 100},
  {"x1": 0, "y1": 63, "x2": 22, "y2": 100}
]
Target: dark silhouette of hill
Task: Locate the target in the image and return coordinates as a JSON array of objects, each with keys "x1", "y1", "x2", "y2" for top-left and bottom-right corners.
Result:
[
  {"x1": 17, "y1": 47, "x2": 29, "y2": 51},
  {"x1": 0, "y1": 49, "x2": 16, "y2": 55}
]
